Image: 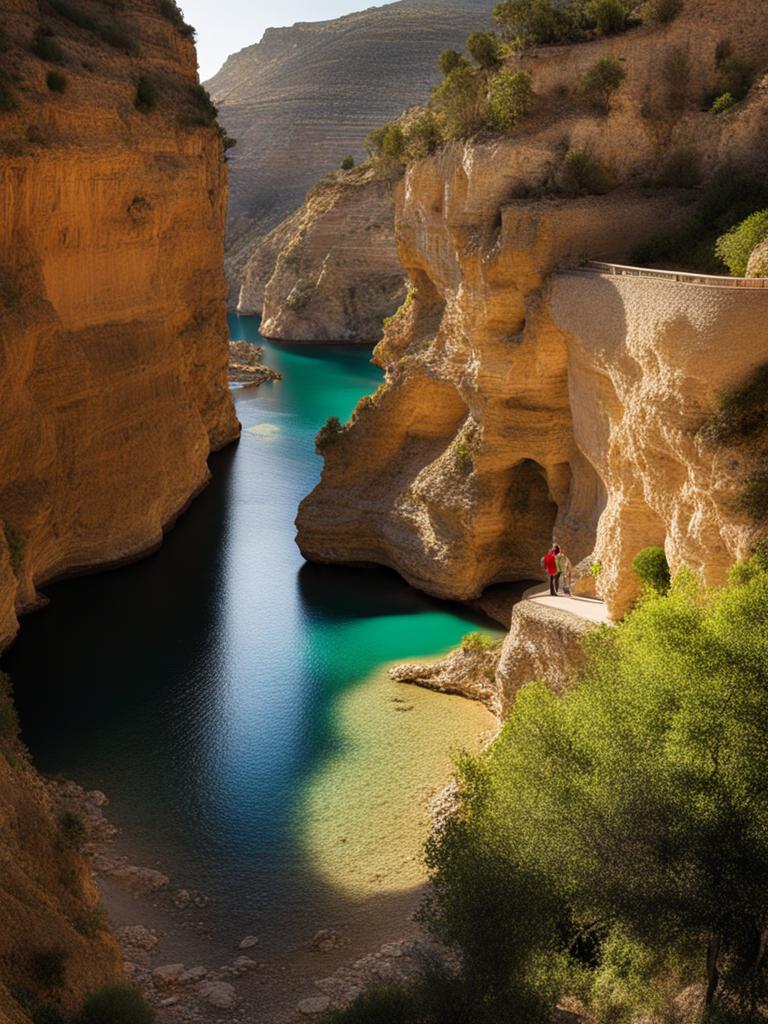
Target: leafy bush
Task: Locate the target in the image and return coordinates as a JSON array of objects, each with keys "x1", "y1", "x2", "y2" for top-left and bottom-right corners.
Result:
[
  {"x1": 710, "y1": 91, "x2": 735, "y2": 114},
  {"x1": 29, "y1": 949, "x2": 67, "y2": 990},
  {"x1": 182, "y1": 83, "x2": 218, "y2": 128},
  {"x1": 403, "y1": 111, "x2": 442, "y2": 160},
  {"x1": 340, "y1": 154, "x2": 354, "y2": 171},
  {"x1": 134, "y1": 75, "x2": 158, "y2": 111},
  {"x1": 365, "y1": 121, "x2": 408, "y2": 173},
  {"x1": 487, "y1": 69, "x2": 535, "y2": 131},
  {"x1": 430, "y1": 65, "x2": 486, "y2": 139},
  {"x1": 493, "y1": 0, "x2": 582, "y2": 47},
  {"x1": 32, "y1": 28, "x2": 64, "y2": 63},
  {"x1": 590, "y1": 560, "x2": 603, "y2": 578},
  {"x1": 439, "y1": 48, "x2": 467, "y2": 76},
  {"x1": 454, "y1": 438, "x2": 473, "y2": 468},
  {"x1": 644, "y1": 0, "x2": 682, "y2": 22},
  {"x1": 559, "y1": 147, "x2": 615, "y2": 195},
  {"x1": 425, "y1": 554, "x2": 768, "y2": 1017},
  {"x1": 72, "y1": 906, "x2": 108, "y2": 937},
  {"x1": 631, "y1": 545, "x2": 670, "y2": 592},
  {"x1": 322, "y1": 984, "x2": 418, "y2": 1023},
  {"x1": 587, "y1": 0, "x2": 628, "y2": 35},
  {"x1": 46, "y1": 70, "x2": 67, "y2": 92},
  {"x1": 717, "y1": 54, "x2": 754, "y2": 101},
  {"x1": 46, "y1": 3, "x2": 139, "y2": 54},
  {"x1": 315, "y1": 416, "x2": 343, "y2": 454},
  {"x1": 715, "y1": 209, "x2": 768, "y2": 276},
  {"x1": 461, "y1": 632, "x2": 501, "y2": 652},
  {"x1": 80, "y1": 984, "x2": 155, "y2": 1024},
  {"x1": 0, "y1": 673, "x2": 19, "y2": 742},
  {"x1": 655, "y1": 147, "x2": 700, "y2": 188},
  {"x1": 59, "y1": 811, "x2": 86, "y2": 848},
  {"x1": 157, "y1": 0, "x2": 195, "y2": 38},
  {"x1": 738, "y1": 469, "x2": 768, "y2": 522},
  {"x1": 466, "y1": 31, "x2": 503, "y2": 69},
  {"x1": 579, "y1": 56, "x2": 626, "y2": 113}
]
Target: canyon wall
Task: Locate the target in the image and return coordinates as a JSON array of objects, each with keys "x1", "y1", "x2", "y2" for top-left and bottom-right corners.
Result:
[
  {"x1": 0, "y1": 6, "x2": 236, "y2": 1016},
  {"x1": 240, "y1": 166, "x2": 405, "y2": 342},
  {"x1": 297, "y1": 0, "x2": 768, "y2": 618},
  {"x1": 0, "y1": 0, "x2": 239, "y2": 653},
  {"x1": 207, "y1": 0, "x2": 493, "y2": 302}
]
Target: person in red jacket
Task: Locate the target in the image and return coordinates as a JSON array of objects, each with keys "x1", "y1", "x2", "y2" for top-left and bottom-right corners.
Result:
[{"x1": 543, "y1": 544, "x2": 561, "y2": 596}]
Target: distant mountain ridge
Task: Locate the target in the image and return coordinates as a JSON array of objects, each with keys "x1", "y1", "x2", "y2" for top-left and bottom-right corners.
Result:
[{"x1": 206, "y1": 0, "x2": 493, "y2": 301}]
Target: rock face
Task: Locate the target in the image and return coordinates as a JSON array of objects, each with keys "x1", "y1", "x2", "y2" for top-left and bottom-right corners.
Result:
[
  {"x1": 0, "y1": 737, "x2": 122, "y2": 1023},
  {"x1": 239, "y1": 167, "x2": 406, "y2": 342},
  {"x1": 297, "y1": 2, "x2": 768, "y2": 619},
  {"x1": 0, "y1": 0, "x2": 239, "y2": 651},
  {"x1": 206, "y1": 0, "x2": 493, "y2": 301}
]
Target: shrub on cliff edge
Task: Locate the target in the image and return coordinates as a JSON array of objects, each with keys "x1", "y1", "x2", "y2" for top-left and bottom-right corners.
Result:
[
  {"x1": 643, "y1": 0, "x2": 682, "y2": 23},
  {"x1": 715, "y1": 209, "x2": 768, "y2": 276},
  {"x1": 466, "y1": 30, "x2": 503, "y2": 69},
  {"x1": 487, "y1": 69, "x2": 535, "y2": 131},
  {"x1": 587, "y1": 0, "x2": 628, "y2": 36},
  {"x1": 559, "y1": 147, "x2": 616, "y2": 195},
  {"x1": 579, "y1": 56, "x2": 627, "y2": 113},
  {"x1": 315, "y1": 416, "x2": 343, "y2": 454},
  {"x1": 80, "y1": 984, "x2": 154, "y2": 1024}
]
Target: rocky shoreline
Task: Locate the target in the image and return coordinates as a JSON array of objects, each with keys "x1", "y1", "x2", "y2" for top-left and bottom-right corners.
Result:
[
  {"x1": 51, "y1": 771, "x2": 459, "y2": 1023},
  {"x1": 228, "y1": 341, "x2": 282, "y2": 387}
]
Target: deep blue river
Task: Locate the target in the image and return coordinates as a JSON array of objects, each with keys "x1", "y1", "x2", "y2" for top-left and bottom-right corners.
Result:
[{"x1": 4, "y1": 317, "x2": 496, "y2": 952}]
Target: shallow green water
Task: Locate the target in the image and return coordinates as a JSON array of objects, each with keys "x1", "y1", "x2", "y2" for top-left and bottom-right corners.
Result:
[{"x1": 6, "y1": 318, "x2": 498, "y2": 949}]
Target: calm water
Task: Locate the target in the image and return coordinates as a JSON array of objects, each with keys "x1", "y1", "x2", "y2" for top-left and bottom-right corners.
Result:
[{"x1": 5, "y1": 317, "x2": 497, "y2": 950}]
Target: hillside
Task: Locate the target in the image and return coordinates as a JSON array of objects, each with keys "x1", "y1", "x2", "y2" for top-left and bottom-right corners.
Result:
[{"x1": 206, "y1": 0, "x2": 493, "y2": 301}]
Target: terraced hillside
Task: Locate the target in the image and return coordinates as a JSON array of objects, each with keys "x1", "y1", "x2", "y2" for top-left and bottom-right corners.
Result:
[{"x1": 206, "y1": 0, "x2": 493, "y2": 301}]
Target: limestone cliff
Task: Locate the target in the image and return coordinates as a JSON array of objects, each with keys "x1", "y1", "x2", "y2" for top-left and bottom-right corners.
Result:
[
  {"x1": 0, "y1": 0, "x2": 239, "y2": 651},
  {"x1": 0, "y1": 713, "x2": 122, "y2": 1024},
  {"x1": 206, "y1": 0, "x2": 493, "y2": 302},
  {"x1": 297, "y1": 0, "x2": 768, "y2": 619},
  {"x1": 240, "y1": 166, "x2": 406, "y2": 342}
]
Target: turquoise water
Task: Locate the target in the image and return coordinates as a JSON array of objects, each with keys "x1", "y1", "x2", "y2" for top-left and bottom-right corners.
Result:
[{"x1": 5, "y1": 317, "x2": 498, "y2": 949}]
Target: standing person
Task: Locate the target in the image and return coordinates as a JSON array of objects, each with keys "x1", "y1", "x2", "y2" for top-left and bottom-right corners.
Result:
[{"x1": 544, "y1": 544, "x2": 561, "y2": 596}]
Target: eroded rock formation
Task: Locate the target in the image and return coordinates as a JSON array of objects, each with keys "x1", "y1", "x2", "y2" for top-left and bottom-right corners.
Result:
[
  {"x1": 297, "y1": 1, "x2": 768, "y2": 619},
  {"x1": 0, "y1": 0, "x2": 239, "y2": 651},
  {"x1": 239, "y1": 167, "x2": 406, "y2": 342},
  {"x1": 207, "y1": 0, "x2": 493, "y2": 301}
]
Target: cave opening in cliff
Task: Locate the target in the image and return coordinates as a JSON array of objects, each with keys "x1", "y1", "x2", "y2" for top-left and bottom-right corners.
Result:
[{"x1": 497, "y1": 458, "x2": 559, "y2": 581}]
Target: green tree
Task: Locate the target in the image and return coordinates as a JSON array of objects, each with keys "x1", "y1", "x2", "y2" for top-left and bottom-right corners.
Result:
[
  {"x1": 80, "y1": 984, "x2": 155, "y2": 1024},
  {"x1": 493, "y1": 0, "x2": 580, "y2": 46},
  {"x1": 579, "y1": 55, "x2": 627, "y2": 112},
  {"x1": 466, "y1": 31, "x2": 503, "y2": 68},
  {"x1": 426, "y1": 553, "x2": 768, "y2": 1016},
  {"x1": 716, "y1": 210, "x2": 768, "y2": 276},
  {"x1": 404, "y1": 110, "x2": 443, "y2": 160},
  {"x1": 431, "y1": 65, "x2": 487, "y2": 139},
  {"x1": 587, "y1": 0, "x2": 627, "y2": 34},
  {"x1": 340, "y1": 154, "x2": 355, "y2": 170},
  {"x1": 487, "y1": 69, "x2": 535, "y2": 131},
  {"x1": 718, "y1": 54, "x2": 754, "y2": 101},
  {"x1": 439, "y1": 48, "x2": 468, "y2": 76}
]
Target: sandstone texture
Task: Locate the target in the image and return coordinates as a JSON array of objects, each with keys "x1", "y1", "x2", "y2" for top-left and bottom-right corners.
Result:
[
  {"x1": 297, "y1": 1, "x2": 768, "y2": 619},
  {"x1": 0, "y1": 0, "x2": 239, "y2": 651},
  {"x1": 0, "y1": 742, "x2": 122, "y2": 1024},
  {"x1": 240, "y1": 167, "x2": 406, "y2": 342},
  {"x1": 206, "y1": 0, "x2": 493, "y2": 302}
]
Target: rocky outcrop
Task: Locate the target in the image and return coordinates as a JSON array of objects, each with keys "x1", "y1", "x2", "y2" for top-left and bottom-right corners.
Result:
[
  {"x1": 297, "y1": 1, "x2": 768, "y2": 619},
  {"x1": 393, "y1": 599, "x2": 595, "y2": 715},
  {"x1": 239, "y1": 167, "x2": 406, "y2": 342},
  {"x1": 0, "y1": 0, "x2": 239, "y2": 651},
  {"x1": 206, "y1": 0, "x2": 493, "y2": 302},
  {"x1": 0, "y1": 729, "x2": 121, "y2": 1023}
]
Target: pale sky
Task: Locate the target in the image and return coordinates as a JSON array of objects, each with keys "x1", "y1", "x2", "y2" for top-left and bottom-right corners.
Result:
[{"x1": 179, "y1": 0, "x2": 400, "y2": 81}]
